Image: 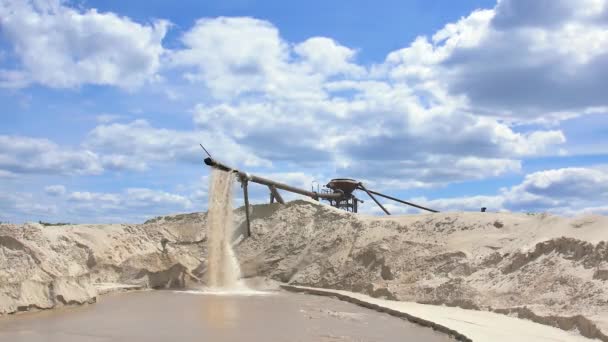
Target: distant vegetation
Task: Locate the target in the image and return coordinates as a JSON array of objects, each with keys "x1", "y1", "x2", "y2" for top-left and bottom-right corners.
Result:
[
  {"x1": 144, "y1": 213, "x2": 201, "y2": 225},
  {"x1": 38, "y1": 221, "x2": 72, "y2": 226}
]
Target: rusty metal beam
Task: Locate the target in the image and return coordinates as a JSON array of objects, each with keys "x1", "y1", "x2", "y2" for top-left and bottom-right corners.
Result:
[
  {"x1": 269, "y1": 185, "x2": 285, "y2": 204},
  {"x1": 204, "y1": 157, "x2": 343, "y2": 201},
  {"x1": 358, "y1": 183, "x2": 390, "y2": 215},
  {"x1": 364, "y1": 188, "x2": 438, "y2": 213},
  {"x1": 241, "y1": 179, "x2": 252, "y2": 237}
]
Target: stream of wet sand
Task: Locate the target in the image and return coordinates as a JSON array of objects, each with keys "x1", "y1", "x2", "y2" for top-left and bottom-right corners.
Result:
[{"x1": 0, "y1": 290, "x2": 454, "y2": 342}]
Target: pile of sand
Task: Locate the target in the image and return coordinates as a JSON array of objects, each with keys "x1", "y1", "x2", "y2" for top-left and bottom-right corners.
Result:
[
  {"x1": 2, "y1": 199, "x2": 607, "y2": 340},
  {"x1": 232, "y1": 200, "x2": 608, "y2": 341},
  {"x1": 0, "y1": 215, "x2": 207, "y2": 314}
]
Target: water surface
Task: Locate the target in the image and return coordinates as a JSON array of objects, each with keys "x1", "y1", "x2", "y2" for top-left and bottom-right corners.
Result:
[{"x1": 0, "y1": 290, "x2": 453, "y2": 341}]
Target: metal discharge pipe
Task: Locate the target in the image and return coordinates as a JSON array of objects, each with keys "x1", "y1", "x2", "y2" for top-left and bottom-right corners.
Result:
[
  {"x1": 204, "y1": 158, "x2": 344, "y2": 201},
  {"x1": 362, "y1": 188, "x2": 438, "y2": 213},
  {"x1": 203, "y1": 155, "x2": 438, "y2": 230}
]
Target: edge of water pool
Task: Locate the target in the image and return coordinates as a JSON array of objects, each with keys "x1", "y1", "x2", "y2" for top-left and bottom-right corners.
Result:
[{"x1": 281, "y1": 284, "x2": 472, "y2": 342}]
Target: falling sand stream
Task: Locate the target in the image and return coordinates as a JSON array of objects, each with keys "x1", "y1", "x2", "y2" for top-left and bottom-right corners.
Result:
[{"x1": 206, "y1": 169, "x2": 243, "y2": 289}]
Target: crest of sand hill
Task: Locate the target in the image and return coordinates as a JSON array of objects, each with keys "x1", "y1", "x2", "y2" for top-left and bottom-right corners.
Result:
[{"x1": 1, "y1": 199, "x2": 607, "y2": 340}]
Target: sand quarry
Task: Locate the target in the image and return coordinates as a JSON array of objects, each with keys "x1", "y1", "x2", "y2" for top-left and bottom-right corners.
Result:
[{"x1": 1, "y1": 195, "x2": 608, "y2": 341}]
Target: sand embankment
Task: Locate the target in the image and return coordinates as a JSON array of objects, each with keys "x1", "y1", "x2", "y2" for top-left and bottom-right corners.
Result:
[
  {"x1": 2, "y1": 200, "x2": 607, "y2": 340},
  {"x1": 233, "y1": 200, "x2": 608, "y2": 341},
  {"x1": 0, "y1": 215, "x2": 206, "y2": 314},
  {"x1": 282, "y1": 285, "x2": 596, "y2": 342}
]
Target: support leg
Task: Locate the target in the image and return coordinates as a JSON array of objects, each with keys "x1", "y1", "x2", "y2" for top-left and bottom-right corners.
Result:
[
  {"x1": 358, "y1": 183, "x2": 390, "y2": 215},
  {"x1": 242, "y1": 180, "x2": 252, "y2": 237},
  {"x1": 365, "y1": 188, "x2": 438, "y2": 213},
  {"x1": 269, "y1": 185, "x2": 285, "y2": 204}
]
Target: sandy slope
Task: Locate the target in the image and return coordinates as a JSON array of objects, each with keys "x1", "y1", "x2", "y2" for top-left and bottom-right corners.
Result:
[
  {"x1": 233, "y1": 200, "x2": 608, "y2": 341},
  {"x1": 0, "y1": 217, "x2": 206, "y2": 314},
  {"x1": 2, "y1": 200, "x2": 607, "y2": 340}
]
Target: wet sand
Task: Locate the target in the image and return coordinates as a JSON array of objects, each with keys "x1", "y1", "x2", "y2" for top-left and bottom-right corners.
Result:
[{"x1": 0, "y1": 290, "x2": 452, "y2": 341}]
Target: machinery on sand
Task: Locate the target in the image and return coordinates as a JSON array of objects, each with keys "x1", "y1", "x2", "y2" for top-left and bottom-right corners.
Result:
[{"x1": 200, "y1": 145, "x2": 437, "y2": 237}]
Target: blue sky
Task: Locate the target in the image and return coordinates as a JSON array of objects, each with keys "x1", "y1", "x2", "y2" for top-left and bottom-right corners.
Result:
[{"x1": 1, "y1": 0, "x2": 607, "y2": 223}]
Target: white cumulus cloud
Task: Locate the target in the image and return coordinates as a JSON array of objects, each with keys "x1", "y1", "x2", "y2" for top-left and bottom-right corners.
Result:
[
  {"x1": 85, "y1": 119, "x2": 270, "y2": 169},
  {"x1": 0, "y1": 135, "x2": 103, "y2": 175},
  {"x1": 0, "y1": 0, "x2": 168, "y2": 89},
  {"x1": 383, "y1": 0, "x2": 608, "y2": 121},
  {"x1": 405, "y1": 166, "x2": 608, "y2": 215}
]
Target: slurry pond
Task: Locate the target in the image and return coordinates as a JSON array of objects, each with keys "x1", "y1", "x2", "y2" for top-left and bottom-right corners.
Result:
[{"x1": 0, "y1": 290, "x2": 453, "y2": 341}]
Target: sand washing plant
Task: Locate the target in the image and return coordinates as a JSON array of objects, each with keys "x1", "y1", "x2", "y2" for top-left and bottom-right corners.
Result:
[{"x1": 201, "y1": 144, "x2": 438, "y2": 238}]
